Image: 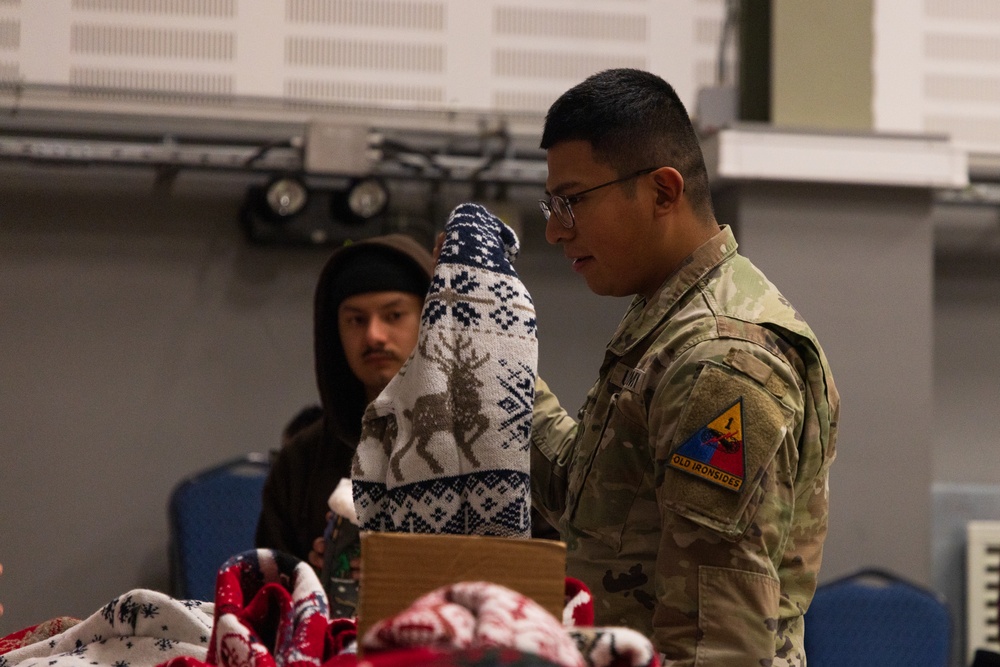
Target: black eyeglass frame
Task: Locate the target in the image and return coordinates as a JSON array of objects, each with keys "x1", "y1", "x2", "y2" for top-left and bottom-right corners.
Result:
[{"x1": 539, "y1": 167, "x2": 659, "y2": 229}]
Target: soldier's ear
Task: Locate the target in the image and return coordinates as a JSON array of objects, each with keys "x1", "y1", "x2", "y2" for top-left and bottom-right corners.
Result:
[{"x1": 652, "y1": 167, "x2": 684, "y2": 212}]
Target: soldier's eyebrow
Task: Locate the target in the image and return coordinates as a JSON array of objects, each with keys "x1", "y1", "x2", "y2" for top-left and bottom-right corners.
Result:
[{"x1": 544, "y1": 179, "x2": 585, "y2": 197}]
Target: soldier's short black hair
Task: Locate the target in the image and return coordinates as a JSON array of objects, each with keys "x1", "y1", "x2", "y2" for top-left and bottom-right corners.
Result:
[{"x1": 541, "y1": 68, "x2": 714, "y2": 221}]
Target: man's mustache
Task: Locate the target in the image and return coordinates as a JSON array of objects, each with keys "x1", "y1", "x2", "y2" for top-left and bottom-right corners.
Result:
[{"x1": 362, "y1": 346, "x2": 400, "y2": 361}]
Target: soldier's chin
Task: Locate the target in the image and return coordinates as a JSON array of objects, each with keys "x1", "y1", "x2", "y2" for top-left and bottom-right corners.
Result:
[
  {"x1": 585, "y1": 275, "x2": 634, "y2": 298},
  {"x1": 583, "y1": 278, "x2": 615, "y2": 297}
]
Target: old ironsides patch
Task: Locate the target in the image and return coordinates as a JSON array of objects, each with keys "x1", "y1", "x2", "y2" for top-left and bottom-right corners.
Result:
[{"x1": 668, "y1": 398, "x2": 746, "y2": 492}]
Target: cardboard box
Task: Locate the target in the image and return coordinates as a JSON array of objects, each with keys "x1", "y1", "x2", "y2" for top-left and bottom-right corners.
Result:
[{"x1": 356, "y1": 532, "x2": 567, "y2": 643}]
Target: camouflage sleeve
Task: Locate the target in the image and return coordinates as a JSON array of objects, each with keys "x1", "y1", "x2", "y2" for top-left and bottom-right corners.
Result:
[
  {"x1": 529, "y1": 376, "x2": 579, "y2": 525},
  {"x1": 649, "y1": 338, "x2": 814, "y2": 666}
]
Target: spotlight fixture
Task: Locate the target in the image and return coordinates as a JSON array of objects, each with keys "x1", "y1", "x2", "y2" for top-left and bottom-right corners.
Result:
[
  {"x1": 264, "y1": 176, "x2": 309, "y2": 219},
  {"x1": 241, "y1": 174, "x2": 393, "y2": 246},
  {"x1": 338, "y1": 176, "x2": 390, "y2": 223}
]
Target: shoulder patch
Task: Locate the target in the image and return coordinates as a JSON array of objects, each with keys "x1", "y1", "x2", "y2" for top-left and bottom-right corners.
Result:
[
  {"x1": 669, "y1": 399, "x2": 745, "y2": 491},
  {"x1": 661, "y1": 360, "x2": 794, "y2": 539}
]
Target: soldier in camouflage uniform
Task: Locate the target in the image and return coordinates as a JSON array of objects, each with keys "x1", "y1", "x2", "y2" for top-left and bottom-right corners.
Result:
[{"x1": 530, "y1": 68, "x2": 839, "y2": 665}]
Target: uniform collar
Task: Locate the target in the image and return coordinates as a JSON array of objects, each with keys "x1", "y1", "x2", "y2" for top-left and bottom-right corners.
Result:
[{"x1": 608, "y1": 225, "x2": 738, "y2": 356}]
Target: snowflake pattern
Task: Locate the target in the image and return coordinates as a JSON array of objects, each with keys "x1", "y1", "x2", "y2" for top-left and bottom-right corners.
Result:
[
  {"x1": 155, "y1": 638, "x2": 176, "y2": 651},
  {"x1": 355, "y1": 471, "x2": 531, "y2": 536},
  {"x1": 438, "y1": 204, "x2": 520, "y2": 277},
  {"x1": 496, "y1": 358, "x2": 535, "y2": 444},
  {"x1": 450, "y1": 270, "x2": 480, "y2": 294},
  {"x1": 423, "y1": 273, "x2": 534, "y2": 335}
]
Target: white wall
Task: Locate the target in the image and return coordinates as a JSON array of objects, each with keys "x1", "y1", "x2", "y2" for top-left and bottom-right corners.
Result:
[
  {"x1": 1, "y1": 0, "x2": 724, "y2": 116},
  {"x1": 873, "y1": 0, "x2": 1000, "y2": 155}
]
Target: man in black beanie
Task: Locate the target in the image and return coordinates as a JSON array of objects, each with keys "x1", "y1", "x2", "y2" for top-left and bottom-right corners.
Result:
[{"x1": 256, "y1": 234, "x2": 434, "y2": 568}]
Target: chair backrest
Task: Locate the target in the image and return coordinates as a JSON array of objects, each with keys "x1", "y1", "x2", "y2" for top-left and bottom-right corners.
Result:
[
  {"x1": 168, "y1": 453, "x2": 270, "y2": 601},
  {"x1": 804, "y1": 568, "x2": 952, "y2": 667}
]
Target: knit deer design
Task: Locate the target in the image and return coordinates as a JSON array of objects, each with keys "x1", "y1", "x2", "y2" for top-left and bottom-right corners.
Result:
[{"x1": 389, "y1": 332, "x2": 491, "y2": 482}]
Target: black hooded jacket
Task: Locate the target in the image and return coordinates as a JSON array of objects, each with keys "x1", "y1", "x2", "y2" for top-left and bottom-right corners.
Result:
[{"x1": 255, "y1": 234, "x2": 435, "y2": 561}]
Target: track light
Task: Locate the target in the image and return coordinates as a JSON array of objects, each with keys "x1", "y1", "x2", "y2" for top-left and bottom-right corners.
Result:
[
  {"x1": 339, "y1": 176, "x2": 390, "y2": 223},
  {"x1": 264, "y1": 176, "x2": 309, "y2": 219}
]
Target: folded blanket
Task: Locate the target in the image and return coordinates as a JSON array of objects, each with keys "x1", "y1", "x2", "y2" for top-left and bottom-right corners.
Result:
[
  {"x1": 360, "y1": 580, "x2": 659, "y2": 667},
  {"x1": 361, "y1": 581, "x2": 584, "y2": 667},
  {"x1": 0, "y1": 617, "x2": 81, "y2": 656},
  {"x1": 353, "y1": 203, "x2": 538, "y2": 538},
  {"x1": 0, "y1": 591, "x2": 213, "y2": 667}
]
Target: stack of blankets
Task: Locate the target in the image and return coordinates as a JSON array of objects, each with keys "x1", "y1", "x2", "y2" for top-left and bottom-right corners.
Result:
[{"x1": 0, "y1": 549, "x2": 659, "y2": 667}]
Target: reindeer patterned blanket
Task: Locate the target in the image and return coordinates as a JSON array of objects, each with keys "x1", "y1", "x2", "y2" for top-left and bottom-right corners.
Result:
[{"x1": 352, "y1": 203, "x2": 537, "y2": 537}]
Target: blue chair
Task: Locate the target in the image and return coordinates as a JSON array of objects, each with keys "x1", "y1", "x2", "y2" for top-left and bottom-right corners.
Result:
[
  {"x1": 804, "y1": 568, "x2": 952, "y2": 667},
  {"x1": 168, "y1": 453, "x2": 270, "y2": 601}
]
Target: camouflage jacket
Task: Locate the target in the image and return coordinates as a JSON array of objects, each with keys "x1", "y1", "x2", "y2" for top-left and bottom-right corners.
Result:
[{"x1": 531, "y1": 225, "x2": 839, "y2": 666}]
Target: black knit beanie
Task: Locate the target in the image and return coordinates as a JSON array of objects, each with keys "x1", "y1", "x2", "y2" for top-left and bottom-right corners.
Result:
[{"x1": 328, "y1": 245, "x2": 429, "y2": 311}]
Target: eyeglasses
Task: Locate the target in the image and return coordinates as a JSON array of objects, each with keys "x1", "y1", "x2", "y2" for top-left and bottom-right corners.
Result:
[{"x1": 539, "y1": 167, "x2": 659, "y2": 229}]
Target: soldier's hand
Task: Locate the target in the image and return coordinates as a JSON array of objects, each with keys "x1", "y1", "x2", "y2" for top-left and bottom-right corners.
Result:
[{"x1": 432, "y1": 232, "x2": 445, "y2": 264}]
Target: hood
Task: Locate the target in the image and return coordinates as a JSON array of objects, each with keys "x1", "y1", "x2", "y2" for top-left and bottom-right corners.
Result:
[{"x1": 313, "y1": 233, "x2": 434, "y2": 446}]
